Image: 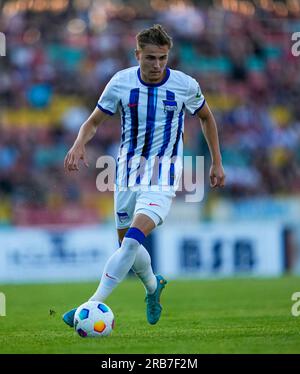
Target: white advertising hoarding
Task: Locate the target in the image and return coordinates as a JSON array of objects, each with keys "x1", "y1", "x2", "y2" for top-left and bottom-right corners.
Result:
[
  {"x1": 0, "y1": 226, "x2": 117, "y2": 283},
  {"x1": 0, "y1": 222, "x2": 285, "y2": 283},
  {"x1": 155, "y1": 222, "x2": 284, "y2": 278}
]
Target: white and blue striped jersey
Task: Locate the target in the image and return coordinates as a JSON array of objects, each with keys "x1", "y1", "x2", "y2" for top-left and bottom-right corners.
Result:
[{"x1": 97, "y1": 66, "x2": 205, "y2": 189}]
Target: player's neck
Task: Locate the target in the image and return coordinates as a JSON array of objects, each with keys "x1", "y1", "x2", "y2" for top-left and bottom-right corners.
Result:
[{"x1": 141, "y1": 69, "x2": 166, "y2": 84}]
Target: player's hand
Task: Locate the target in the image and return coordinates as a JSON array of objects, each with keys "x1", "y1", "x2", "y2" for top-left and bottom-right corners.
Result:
[
  {"x1": 64, "y1": 142, "x2": 89, "y2": 172},
  {"x1": 209, "y1": 163, "x2": 225, "y2": 188}
]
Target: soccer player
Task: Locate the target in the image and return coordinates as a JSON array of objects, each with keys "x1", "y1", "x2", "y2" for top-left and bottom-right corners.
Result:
[{"x1": 63, "y1": 25, "x2": 225, "y2": 327}]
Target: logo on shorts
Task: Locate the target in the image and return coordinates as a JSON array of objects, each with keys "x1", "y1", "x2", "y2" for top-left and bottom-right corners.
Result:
[
  {"x1": 163, "y1": 100, "x2": 177, "y2": 112},
  {"x1": 117, "y1": 211, "x2": 129, "y2": 223},
  {"x1": 149, "y1": 203, "x2": 160, "y2": 207}
]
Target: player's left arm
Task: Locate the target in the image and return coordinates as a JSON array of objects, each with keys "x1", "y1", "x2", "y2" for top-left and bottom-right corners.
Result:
[{"x1": 197, "y1": 102, "x2": 226, "y2": 188}]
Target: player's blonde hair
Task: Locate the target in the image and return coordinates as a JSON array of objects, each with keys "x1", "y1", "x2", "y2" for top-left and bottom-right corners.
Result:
[{"x1": 136, "y1": 24, "x2": 173, "y2": 50}]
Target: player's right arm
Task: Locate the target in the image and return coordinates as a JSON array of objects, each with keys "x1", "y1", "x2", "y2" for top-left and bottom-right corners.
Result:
[{"x1": 64, "y1": 107, "x2": 109, "y2": 172}]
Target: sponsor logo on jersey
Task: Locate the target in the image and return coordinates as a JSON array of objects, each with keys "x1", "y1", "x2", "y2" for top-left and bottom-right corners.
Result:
[{"x1": 195, "y1": 86, "x2": 201, "y2": 98}]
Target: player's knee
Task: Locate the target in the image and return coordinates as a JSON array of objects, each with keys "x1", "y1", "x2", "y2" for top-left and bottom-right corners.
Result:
[{"x1": 134, "y1": 209, "x2": 161, "y2": 228}]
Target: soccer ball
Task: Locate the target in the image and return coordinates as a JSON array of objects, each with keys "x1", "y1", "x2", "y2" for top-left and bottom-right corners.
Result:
[{"x1": 74, "y1": 301, "x2": 115, "y2": 338}]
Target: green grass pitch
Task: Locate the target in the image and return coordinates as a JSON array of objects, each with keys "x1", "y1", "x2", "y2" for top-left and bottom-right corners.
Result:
[{"x1": 0, "y1": 276, "x2": 300, "y2": 353}]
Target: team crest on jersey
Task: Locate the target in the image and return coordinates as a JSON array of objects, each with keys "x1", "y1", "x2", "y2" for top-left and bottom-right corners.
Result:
[{"x1": 163, "y1": 100, "x2": 178, "y2": 112}]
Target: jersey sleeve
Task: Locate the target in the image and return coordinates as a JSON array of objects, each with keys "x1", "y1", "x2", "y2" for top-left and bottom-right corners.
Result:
[
  {"x1": 184, "y1": 77, "x2": 206, "y2": 115},
  {"x1": 97, "y1": 74, "x2": 119, "y2": 116}
]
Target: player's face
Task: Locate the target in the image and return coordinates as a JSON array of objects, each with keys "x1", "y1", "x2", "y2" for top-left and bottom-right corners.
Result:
[{"x1": 135, "y1": 44, "x2": 169, "y2": 83}]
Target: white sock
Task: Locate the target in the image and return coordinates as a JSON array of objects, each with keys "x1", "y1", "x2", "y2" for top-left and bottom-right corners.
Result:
[
  {"x1": 132, "y1": 245, "x2": 157, "y2": 295},
  {"x1": 89, "y1": 235, "x2": 141, "y2": 302}
]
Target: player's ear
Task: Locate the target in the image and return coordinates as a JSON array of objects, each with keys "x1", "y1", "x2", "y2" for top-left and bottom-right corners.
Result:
[{"x1": 135, "y1": 48, "x2": 140, "y2": 62}]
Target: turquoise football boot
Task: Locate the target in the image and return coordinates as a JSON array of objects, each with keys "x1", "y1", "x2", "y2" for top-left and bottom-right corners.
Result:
[
  {"x1": 145, "y1": 275, "x2": 167, "y2": 325},
  {"x1": 62, "y1": 308, "x2": 77, "y2": 328}
]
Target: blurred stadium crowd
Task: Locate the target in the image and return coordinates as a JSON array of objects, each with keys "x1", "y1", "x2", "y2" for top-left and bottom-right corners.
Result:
[{"x1": 0, "y1": 0, "x2": 299, "y2": 226}]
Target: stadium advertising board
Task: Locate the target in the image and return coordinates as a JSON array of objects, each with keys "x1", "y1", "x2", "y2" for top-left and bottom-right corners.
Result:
[
  {"x1": 0, "y1": 222, "x2": 284, "y2": 283},
  {"x1": 0, "y1": 226, "x2": 116, "y2": 283},
  {"x1": 155, "y1": 222, "x2": 284, "y2": 278}
]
